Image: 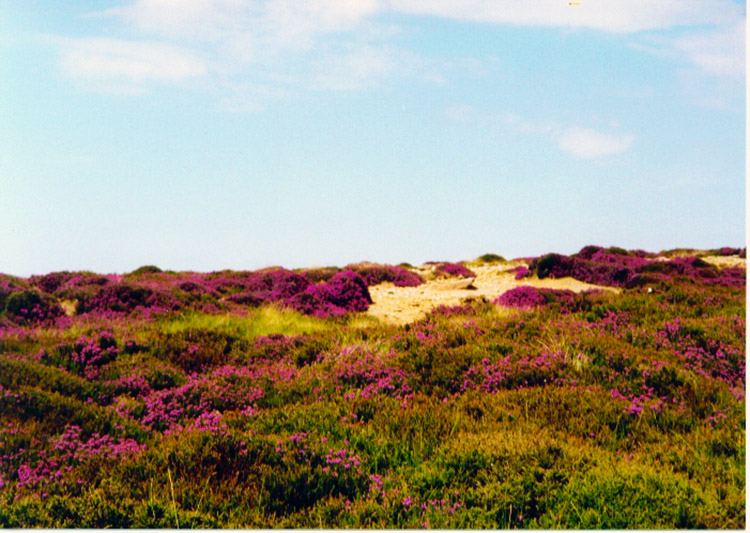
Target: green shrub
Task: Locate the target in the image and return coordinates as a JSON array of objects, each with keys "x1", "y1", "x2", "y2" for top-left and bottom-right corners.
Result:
[
  {"x1": 128, "y1": 265, "x2": 163, "y2": 275},
  {"x1": 477, "y1": 253, "x2": 505, "y2": 263}
]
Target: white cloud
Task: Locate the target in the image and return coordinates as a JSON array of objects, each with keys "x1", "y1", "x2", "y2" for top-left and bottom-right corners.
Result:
[
  {"x1": 60, "y1": 0, "x2": 743, "y2": 101},
  {"x1": 100, "y1": 0, "x2": 253, "y2": 41},
  {"x1": 83, "y1": 0, "x2": 394, "y2": 97},
  {"x1": 632, "y1": 20, "x2": 745, "y2": 79},
  {"x1": 104, "y1": 0, "x2": 744, "y2": 40},
  {"x1": 558, "y1": 127, "x2": 634, "y2": 158},
  {"x1": 265, "y1": 0, "x2": 381, "y2": 49},
  {"x1": 105, "y1": 0, "x2": 380, "y2": 50},
  {"x1": 58, "y1": 37, "x2": 207, "y2": 92},
  {"x1": 384, "y1": 0, "x2": 742, "y2": 33},
  {"x1": 671, "y1": 21, "x2": 745, "y2": 78}
]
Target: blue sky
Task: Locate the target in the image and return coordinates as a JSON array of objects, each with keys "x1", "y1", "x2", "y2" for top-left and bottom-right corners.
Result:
[{"x1": 1, "y1": 1, "x2": 745, "y2": 276}]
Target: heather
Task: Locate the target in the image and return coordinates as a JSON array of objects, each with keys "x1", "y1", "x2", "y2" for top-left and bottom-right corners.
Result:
[
  {"x1": 528, "y1": 246, "x2": 746, "y2": 289},
  {"x1": 0, "y1": 248, "x2": 744, "y2": 528},
  {"x1": 304, "y1": 264, "x2": 424, "y2": 288},
  {"x1": 428, "y1": 261, "x2": 477, "y2": 279}
]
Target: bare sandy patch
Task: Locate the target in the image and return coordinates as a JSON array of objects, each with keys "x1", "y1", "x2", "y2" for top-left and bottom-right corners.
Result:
[
  {"x1": 60, "y1": 299, "x2": 77, "y2": 317},
  {"x1": 702, "y1": 255, "x2": 746, "y2": 269},
  {"x1": 366, "y1": 262, "x2": 618, "y2": 325}
]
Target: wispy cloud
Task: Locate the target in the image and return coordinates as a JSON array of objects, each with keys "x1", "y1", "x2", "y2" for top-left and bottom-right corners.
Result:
[
  {"x1": 558, "y1": 127, "x2": 634, "y2": 159},
  {"x1": 632, "y1": 20, "x2": 745, "y2": 79},
  {"x1": 70, "y1": 0, "x2": 397, "y2": 100},
  {"x1": 103, "y1": 0, "x2": 380, "y2": 52},
  {"x1": 55, "y1": 0, "x2": 744, "y2": 102},
  {"x1": 456, "y1": 112, "x2": 635, "y2": 159},
  {"x1": 670, "y1": 21, "x2": 745, "y2": 78},
  {"x1": 385, "y1": 0, "x2": 742, "y2": 34},
  {"x1": 57, "y1": 37, "x2": 207, "y2": 93}
]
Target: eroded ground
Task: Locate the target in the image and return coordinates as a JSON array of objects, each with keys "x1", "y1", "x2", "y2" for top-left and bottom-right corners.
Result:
[
  {"x1": 366, "y1": 256, "x2": 746, "y2": 325},
  {"x1": 366, "y1": 261, "x2": 617, "y2": 325}
]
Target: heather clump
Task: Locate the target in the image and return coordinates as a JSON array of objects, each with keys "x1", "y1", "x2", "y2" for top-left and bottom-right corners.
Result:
[
  {"x1": 302, "y1": 266, "x2": 342, "y2": 284},
  {"x1": 3, "y1": 423, "x2": 145, "y2": 501},
  {"x1": 153, "y1": 328, "x2": 248, "y2": 372},
  {"x1": 432, "y1": 262, "x2": 476, "y2": 279},
  {"x1": 288, "y1": 271, "x2": 372, "y2": 318},
  {"x1": 710, "y1": 247, "x2": 742, "y2": 256},
  {"x1": 135, "y1": 369, "x2": 264, "y2": 432},
  {"x1": 28, "y1": 271, "x2": 74, "y2": 294},
  {"x1": 361, "y1": 265, "x2": 423, "y2": 287},
  {"x1": 477, "y1": 253, "x2": 505, "y2": 263},
  {"x1": 77, "y1": 282, "x2": 181, "y2": 315},
  {"x1": 127, "y1": 265, "x2": 163, "y2": 276},
  {"x1": 494, "y1": 286, "x2": 581, "y2": 311},
  {"x1": 494, "y1": 286, "x2": 547, "y2": 308},
  {"x1": 343, "y1": 263, "x2": 423, "y2": 287},
  {"x1": 38, "y1": 332, "x2": 119, "y2": 379},
  {"x1": 527, "y1": 246, "x2": 745, "y2": 289},
  {"x1": 31, "y1": 272, "x2": 112, "y2": 301},
  {"x1": 3, "y1": 290, "x2": 63, "y2": 324},
  {"x1": 240, "y1": 268, "x2": 311, "y2": 302}
]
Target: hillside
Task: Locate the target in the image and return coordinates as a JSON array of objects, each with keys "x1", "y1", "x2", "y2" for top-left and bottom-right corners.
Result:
[{"x1": 0, "y1": 246, "x2": 745, "y2": 528}]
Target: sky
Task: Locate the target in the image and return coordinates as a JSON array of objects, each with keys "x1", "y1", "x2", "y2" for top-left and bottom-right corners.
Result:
[{"x1": 0, "y1": 0, "x2": 746, "y2": 276}]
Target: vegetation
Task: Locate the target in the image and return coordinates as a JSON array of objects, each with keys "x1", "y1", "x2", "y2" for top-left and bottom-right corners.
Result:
[
  {"x1": 0, "y1": 248, "x2": 744, "y2": 528},
  {"x1": 477, "y1": 253, "x2": 506, "y2": 263}
]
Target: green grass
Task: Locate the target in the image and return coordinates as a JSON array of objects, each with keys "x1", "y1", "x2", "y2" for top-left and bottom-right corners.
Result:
[{"x1": 158, "y1": 305, "x2": 335, "y2": 339}]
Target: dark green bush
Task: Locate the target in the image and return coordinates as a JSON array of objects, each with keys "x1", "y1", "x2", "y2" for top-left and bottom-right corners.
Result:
[
  {"x1": 129, "y1": 265, "x2": 163, "y2": 275},
  {"x1": 3, "y1": 290, "x2": 63, "y2": 323},
  {"x1": 478, "y1": 253, "x2": 505, "y2": 263}
]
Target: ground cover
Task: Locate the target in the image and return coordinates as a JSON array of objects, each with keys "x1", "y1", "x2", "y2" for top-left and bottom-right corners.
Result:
[{"x1": 0, "y1": 246, "x2": 745, "y2": 528}]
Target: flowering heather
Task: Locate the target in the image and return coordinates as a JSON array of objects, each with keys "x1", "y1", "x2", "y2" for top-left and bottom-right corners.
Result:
[
  {"x1": 3, "y1": 424, "x2": 144, "y2": 499},
  {"x1": 38, "y1": 331, "x2": 119, "y2": 379},
  {"x1": 494, "y1": 286, "x2": 579, "y2": 310},
  {"x1": 234, "y1": 268, "x2": 311, "y2": 302},
  {"x1": 433, "y1": 262, "x2": 476, "y2": 279},
  {"x1": 2, "y1": 289, "x2": 64, "y2": 325},
  {"x1": 347, "y1": 264, "x2": 424, "y2": 287},
  {"x1": 288, "y1": 271, "x2": 372, "y2": 318},
  {"x1": 30, "y1": 271, "x2": 112, "y2": 296},
  {"x1": 512, "y1": 266, "x2": 531, "y2": 280},
  {"x1": 77, "y1": 282, "x2": 181, "y2": 314},
  {"x1": 0, "y1": 246, "x2": 744, "y2": 528},
  {"x1": 527, "y1": 246, "x2": 746, "y2": 288},
  {"x1": 495, "y1": 286, "x2": 547, "y2": 308}
]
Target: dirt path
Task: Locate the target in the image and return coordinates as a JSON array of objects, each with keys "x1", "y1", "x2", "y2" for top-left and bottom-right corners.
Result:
[{"x1": 366, "y1": 262, "x2": 618, "y2": 325}]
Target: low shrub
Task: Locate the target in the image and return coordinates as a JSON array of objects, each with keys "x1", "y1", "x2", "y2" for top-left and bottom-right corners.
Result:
[
  {"x1": 477, "y1": 254, "x2": 505, "y2": 263},
  {"x1": 434, "y1": 262, "x2": 476, "y2": 279},
  {"x1": 530, "y1": 254, "x2": 575, "y2": 279},
  {"x1": 3, "y1": 290, "x2": 63, "y2": 324},
  {"x1": 346, "y1": 264, "x2": 423, "y2": 287},
  {"x1": 78, "y1": 283, "x2": 180, "y2": 314},
  {"x1": 128, "y1": 265, "x2": 163, "y2": 276},
  {"x1": 289, "y1": 271, "x2": 372, "y2": 318},
  {"x1": 495, "y1": 286, "x2": 547, "y2": 308}
]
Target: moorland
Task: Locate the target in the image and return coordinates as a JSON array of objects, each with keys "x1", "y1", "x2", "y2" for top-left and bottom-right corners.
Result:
[{"x1": 0, "y1": 245, "x2": 745, "y2": 528}]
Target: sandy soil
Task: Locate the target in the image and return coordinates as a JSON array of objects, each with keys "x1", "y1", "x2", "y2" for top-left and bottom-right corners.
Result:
[
  {"x1": 366, "y1": 262, "x2": 618, "y2": 325},
  {"x1": 366, "y1": 255, "x2": 746, "y2": 325},
  {"x1": 702, "y1": 255, "x2": 746, "y2": 268}
]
